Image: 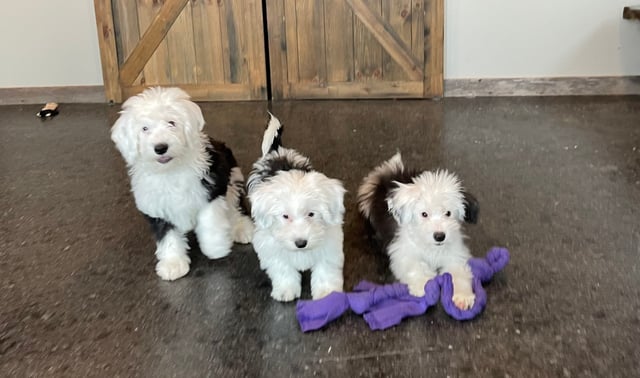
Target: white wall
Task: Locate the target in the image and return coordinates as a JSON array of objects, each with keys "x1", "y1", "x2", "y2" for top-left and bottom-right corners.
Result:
[
  {"x1": 445, "y1": 0, "x2": 640, "y2": 78},
  {"x1": 0, "y1": 0, "x2": 638, "y2": 88},
  {"x1": 0, "y1": 0, "x2": 102, "y2": 87}
]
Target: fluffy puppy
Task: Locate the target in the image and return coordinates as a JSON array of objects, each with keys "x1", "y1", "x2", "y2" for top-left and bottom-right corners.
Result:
[
  {"x1": 111, "y1": 87, "x2": 253, "y2": 281},
  {"x1": 247, "y1": 114, "x2": 346, "y2": 302},
  {"x1": 357, "y1": 153, "x2": 480, "y2": 310}
]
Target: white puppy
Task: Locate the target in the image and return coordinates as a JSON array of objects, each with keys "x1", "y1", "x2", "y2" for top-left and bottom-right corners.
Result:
[
  {"x1": 247, "y1": 114, "x2": 346, "y2": 302},
  {"x1": 357, "y1": 153, "x2": 480, "y2": 310},
  {"x1": 111, "y1": 87, "x2": 254, "y2": 281}
]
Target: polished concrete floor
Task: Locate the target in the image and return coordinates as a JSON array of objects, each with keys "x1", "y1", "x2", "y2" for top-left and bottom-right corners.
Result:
[{"x1": 1, "y1": 96, "x2": 639, "y2": 377}]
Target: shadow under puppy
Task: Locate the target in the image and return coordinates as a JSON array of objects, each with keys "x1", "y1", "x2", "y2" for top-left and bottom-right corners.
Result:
[
  {"x1": 111, "y1": 87, "x2": 253, "y2": 281},
  {"x1": 357, "y1": 153, "x2": 479, "y2": 310},
  {"x1": 247, "y1": 114, "x2": 346, "y2": 302}
]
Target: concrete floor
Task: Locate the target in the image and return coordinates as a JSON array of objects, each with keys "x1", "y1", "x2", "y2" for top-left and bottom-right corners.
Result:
[{"x1": 1, "y1": 96, "x2": 639, "y2": 377}]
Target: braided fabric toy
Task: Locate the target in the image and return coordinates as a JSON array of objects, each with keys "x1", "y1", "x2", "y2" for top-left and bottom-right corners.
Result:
[{"x1": 297, "y1": 247, "x2": 510, "y2": 332}]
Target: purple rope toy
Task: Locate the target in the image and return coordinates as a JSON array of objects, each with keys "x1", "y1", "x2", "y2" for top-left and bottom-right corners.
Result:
[{"x1": 296, "y1": 247, "x2": 510, "y2": 332}]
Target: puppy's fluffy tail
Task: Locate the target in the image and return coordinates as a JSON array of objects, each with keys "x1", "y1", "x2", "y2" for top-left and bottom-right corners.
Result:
[
  {"x1": 357, "y1": 152, "x2": 405, "y2": 218},
  {"x1": 261, "y1": 112, "x2": 284, "y2": 157}
]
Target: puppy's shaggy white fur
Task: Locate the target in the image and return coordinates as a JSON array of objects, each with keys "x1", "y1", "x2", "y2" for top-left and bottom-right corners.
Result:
[
  {"x1": 357, "y1": 153, "x2": 480, "y2": 310},
  {"x1": 111, "y1": 87, "x2": 253, "y2": 281},
  {"x1": 248, "y1": 114, "x2": 346, "y2": 302}
]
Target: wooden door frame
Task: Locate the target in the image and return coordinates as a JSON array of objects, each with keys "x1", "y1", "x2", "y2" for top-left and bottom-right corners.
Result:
[{"x1": 94, "y1": 0, "x2": 122, "y2": 103}]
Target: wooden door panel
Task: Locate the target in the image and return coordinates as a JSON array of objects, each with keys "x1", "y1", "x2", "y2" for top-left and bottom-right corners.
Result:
[
  {"x1": 267, "y1": 0, "x2": 443, "y2": 99},
  {"x1": 112, "y1": 0, "x2": 143, "y2": 85},
  {"x1": 382, "y1": 0, "x2": 415, "y2": 81},
  {"x1": 166, "y1": 1, "x2": 197, "y2": 84},
  {"x1": 349, "y1": 0, "x2": 423, "y2": 81},
  {"x1": 324, "y1": 0, "x2": 355, "y2": 83},
  {"x1": 135, "y1": 0, "x2": 172, "y2": 86},
  {"x1": 97, "y1": 0, "x2": 441, "y2": 101},
  {"x1": 354, "y1": 0, "x2": 383, "y2": 82},
  {"x1": 192, "y1": 0, "x2": 225, "y2": 84},
  {"x1": 295, "y1": 0, "x2": 327, "y2": 84}
]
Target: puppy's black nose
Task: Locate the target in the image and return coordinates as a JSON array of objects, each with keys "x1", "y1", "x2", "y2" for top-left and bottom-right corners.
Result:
[
  {"x1": 433, "y1": 232, "x2": 446, "y2": 242},
  {"x1": 294, "y1": 239, "x2": 308, "y2": 249},
  {"x1": 154, "y1": 143, "x2": 168, "y2": 155}
]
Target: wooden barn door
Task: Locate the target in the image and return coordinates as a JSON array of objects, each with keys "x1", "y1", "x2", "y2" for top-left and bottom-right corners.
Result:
[
  {"x1": 265, "y1": 0, "x2": 443, "y2": 99},
  {"x1": 94, "y1": 0, "x2": 267, "y2": 103}
]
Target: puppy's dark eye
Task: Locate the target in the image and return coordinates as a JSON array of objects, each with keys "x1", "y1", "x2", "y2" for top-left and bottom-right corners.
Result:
[
  {"x1": 168, "y1": 121, "x2": 175, "y2": 127},
  {"x1": 421, "y1": 212, "x2": 428, "y2": 218},
  {"x1": 308, "y1": 212, "x2": 314, "y2": 217},
  {"x1": 283, "y1": 214, "x2": 289, "y2": 219},
  {"x1": 445, "y1": 211, "x2": 451, "y2": 217},
  {"x1": 142, "y1": 126, "x2": 149, "y2": 132}
]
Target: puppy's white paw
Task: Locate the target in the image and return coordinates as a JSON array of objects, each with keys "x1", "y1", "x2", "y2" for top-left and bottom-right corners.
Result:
[
  {"x1": 232, "y1": 216, "x2": 254, "y2": 244},
  {"x1": 311, "y1": 286, "x2": 342, "y2": 300},
  {"x1": 452, "y1": 293, "x2": 475, "y2": 310},
  {"x1": 156, "y1": 256, "x2": 190, "y2": 281},
  {"x1": 201, "y1": 245, "x2": 231, "y2": 260},
  {"x1": 271, "y1": 284, "x2": 301, "y2": 302},
  {"x1": 407, "y1": 281, "x2": 427, "y2": 297}
]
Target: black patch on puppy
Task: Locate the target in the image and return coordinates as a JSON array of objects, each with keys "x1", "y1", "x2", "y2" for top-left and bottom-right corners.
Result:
[
  {"x1": 462, "y1": 191, "x2": 480, "y2": 224},
  {"x1": 362, "y1": 167, "x2": 420, "y2": 252},
  {"x1": 248, "y1": 122, "x2": 313, "y2": 188},
  {"x1": 247, "y1": 153, "x2": 313, "y2": 193},
  {"x1": 265, "y1": 155, "x2": 312, "y2": 176},
  {"x1": 267, "y1": 123, "x2": 284, "y2": 154},
  {"x1": 144, "y1": 215, "x2": 175, "y2": 241},
  {"x1": 229, "y1": 175, "x2": 251, "y2": 216},
  {"x1": 201, "y1": 138, "x2": 236, "y2": 202}
]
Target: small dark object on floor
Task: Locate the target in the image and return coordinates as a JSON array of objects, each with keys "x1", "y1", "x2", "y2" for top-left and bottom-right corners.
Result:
[
  {"x1": 623, "y1": 5, "x2": 640, "y2": 20},
  {"x1": 36, "y1": 102, "x2": 59, "y2": 119}
]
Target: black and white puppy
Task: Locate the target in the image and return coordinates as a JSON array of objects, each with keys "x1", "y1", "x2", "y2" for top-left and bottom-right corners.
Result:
[
  {"x1": 111, "y1": 87, "x2": 253, "y2": 280},
  {"x1": 357, "y1": 153, "x2": 480, "y2": 310},
  {"x1": 247, "y1": 114, "x2": 346, "y2": 302}
]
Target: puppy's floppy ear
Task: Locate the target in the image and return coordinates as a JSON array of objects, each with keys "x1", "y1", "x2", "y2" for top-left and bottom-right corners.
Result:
[
  {"x1": 319, "y1": 177, "x2": 346, "y2": 225},
  {"x1": 387, "y1": 182, "x2": 419, "y2": 225},
  {"x1": 462, "y1": 191, "x2": 479, "y2": 224},
  {"x1": 249, "y1": 185, "x2": 278, "y2": 229},
  {"x1": 181, "y1": 99, "x2": 205, "y2": 133},
  {"x1": 110, "y1": 111, "x2": 139, "y2": 166},
  {"x1": 169, "y1": 88, "x2": 205, "y2": 137}
]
